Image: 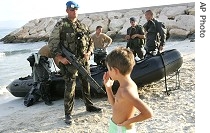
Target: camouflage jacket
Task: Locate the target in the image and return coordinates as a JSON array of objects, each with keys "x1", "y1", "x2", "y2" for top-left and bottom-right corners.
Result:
[{"x1": 48, "y1": 17, "x2": 94, "y2": 59}]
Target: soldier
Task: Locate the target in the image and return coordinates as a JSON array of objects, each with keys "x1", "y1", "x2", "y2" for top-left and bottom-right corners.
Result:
[
  {"x1": 24, "y1": 44, "x2": 53, "y2": 107},
  {"x1": 91, "y1": 26, "x2": 112, "y2": 66},
  {"x1": 91, "y1": 25, "x2": 112, "y2": 52},
  {"x1": 48, "y1": 1, "x2": 101, "y2": 125},
  {"x1": 143, "y1": 10, "x2": 167, "y2": 56},
  {"x1": 125, "y1": 17, "x2": 146, "y2": 60}
]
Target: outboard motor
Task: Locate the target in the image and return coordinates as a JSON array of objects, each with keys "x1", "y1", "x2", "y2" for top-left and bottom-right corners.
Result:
[{"x1": 94, "y1": 49, "x2": 107, "y2": 67}]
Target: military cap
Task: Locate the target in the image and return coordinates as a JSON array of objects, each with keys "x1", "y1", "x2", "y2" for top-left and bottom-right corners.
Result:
[
  {"x1": 130, "y1": 17, "x2": 137, "y2": 22},
  {"x1": 66, "y1": 1, "x2": 79, "y2": 9}
]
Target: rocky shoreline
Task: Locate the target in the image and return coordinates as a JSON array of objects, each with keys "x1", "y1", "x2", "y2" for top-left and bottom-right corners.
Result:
[{"x1": 1, "y1": 2, "x2": 195, "y2": 44}]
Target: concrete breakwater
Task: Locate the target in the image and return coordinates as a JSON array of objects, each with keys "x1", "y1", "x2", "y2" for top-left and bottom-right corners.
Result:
[{"x1": 1, "y1": 2, "x2": 195, "y2": 43}]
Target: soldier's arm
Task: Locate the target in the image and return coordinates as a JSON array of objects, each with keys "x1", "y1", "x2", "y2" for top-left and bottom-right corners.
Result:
[
  {"x1": 48, "y1": 20, "x2": 70, "y2": 65},
  {"x1": 48, "y1": 20, "x2": 63, "y2": 59},
  {"x1": 103, "y1": 34, "x2": 112, "y2": 48},
  {"x1": 125, "y1": 28, "x2": 130, "y2": 40},
  {"x1": 157, "y1": 22, "x2": 166, "y2": 46},
  {"x1": 132, "y1": 25, "x2": 146, "y2": 39},
  {"x1": 87, "y1": 37, "x2": 94, "y2": 55}
]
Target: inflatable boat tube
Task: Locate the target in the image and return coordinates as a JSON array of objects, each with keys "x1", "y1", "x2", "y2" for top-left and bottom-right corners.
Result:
[{"x1": 6, "y1": 49, "x2": 183, "y2": 98}]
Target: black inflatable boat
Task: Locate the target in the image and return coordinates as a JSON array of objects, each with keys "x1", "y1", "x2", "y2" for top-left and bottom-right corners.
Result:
[{"x1": 6, "y1": 49, "x2": 183, "y2": 98}]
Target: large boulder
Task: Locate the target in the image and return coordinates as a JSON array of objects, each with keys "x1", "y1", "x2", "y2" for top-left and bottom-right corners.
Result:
[
  {"x1": 1, "y1": 2, "x2": 195, "y2": 43},
  {"x1": 89, "y1": 19, "x2": 109, "y2": 33}
]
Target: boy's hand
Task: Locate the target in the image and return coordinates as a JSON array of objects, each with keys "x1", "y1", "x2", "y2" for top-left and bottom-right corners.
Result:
[
  {"x1": 118, "y1": 120, "x2": 130, "y2": 127},
  {"x1": 103, "y1": 72, "x2": 114, "y2": 88}
]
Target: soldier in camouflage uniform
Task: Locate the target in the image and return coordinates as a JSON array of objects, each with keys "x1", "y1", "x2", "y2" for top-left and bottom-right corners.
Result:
[{"x1": 48, "y1": 1, "x2": 101, "y2": 125}]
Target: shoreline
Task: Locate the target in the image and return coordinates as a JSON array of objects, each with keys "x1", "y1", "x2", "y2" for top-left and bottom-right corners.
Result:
[{"x1": 0, "y1": 39, "x2": 195, "y2": 133}]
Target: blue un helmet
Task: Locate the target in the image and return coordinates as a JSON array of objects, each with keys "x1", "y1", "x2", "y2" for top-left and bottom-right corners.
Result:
[{"x1": 66, "y1": 1, "x2": 79, "y2": 9}]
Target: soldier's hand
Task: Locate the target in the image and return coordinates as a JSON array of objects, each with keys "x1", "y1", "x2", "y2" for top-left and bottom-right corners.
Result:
[
  {"x1": 60, "y1": 57, "x2": 70, "y2": 65},
  {"x1": 131, "y1": 34, "x2": 138, "y2": 39},
  {"x1": 84, "y1": 51, "x2": 91, "y2": 61},
  {"x1": 56, "y1": 55, "x2": 70, "y2": 65},
  {"x1": 125, "y1": 35, "x2": 130, "y2": 40}
]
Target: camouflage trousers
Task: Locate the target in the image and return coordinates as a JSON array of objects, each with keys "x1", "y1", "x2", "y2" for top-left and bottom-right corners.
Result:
[{"x1": 60, "y1": 62, "x2": 93, "y2": 115}]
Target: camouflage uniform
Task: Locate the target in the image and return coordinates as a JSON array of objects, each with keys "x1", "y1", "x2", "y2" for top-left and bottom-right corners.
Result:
[
  {"x1": 48, "y1": 17, "x2": 94, "y2": 115},
  {"x1": 126, "y1": 25, "x2": 145, "y2": 59}
]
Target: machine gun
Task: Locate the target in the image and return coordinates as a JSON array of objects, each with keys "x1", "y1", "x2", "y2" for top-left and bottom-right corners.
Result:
[{"x1": 61, "y1": 45, "x2": 106, "y2": 94}]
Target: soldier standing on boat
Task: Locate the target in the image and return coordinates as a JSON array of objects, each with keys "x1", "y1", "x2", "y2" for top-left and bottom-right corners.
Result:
[
  {"x1": 125, "y1": 17, "x2": 146, "y2": 60},
  {"x1": 143, "y1": 10, "x2": 167, "y2": 56}
]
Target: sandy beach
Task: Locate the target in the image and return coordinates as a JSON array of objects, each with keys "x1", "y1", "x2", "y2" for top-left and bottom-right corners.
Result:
[{"x1": 0, "y1": 39, "x2": 195, "y2": 133}]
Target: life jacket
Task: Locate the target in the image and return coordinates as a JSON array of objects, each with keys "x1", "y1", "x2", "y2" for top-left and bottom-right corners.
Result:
[{"x1": 60, "y1": 18, "x2": 91, "y2": 58}]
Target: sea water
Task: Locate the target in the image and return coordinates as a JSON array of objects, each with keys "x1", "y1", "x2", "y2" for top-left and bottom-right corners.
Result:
[
  {"x1": 0, "y1": 29, "x2": 127, "y2": 103},
  {"x1": 0, "y1": 28, "x2": 194, "y2": 104}
]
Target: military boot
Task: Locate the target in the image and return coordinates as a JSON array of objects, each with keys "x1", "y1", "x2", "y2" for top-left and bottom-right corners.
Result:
[
  {"x1": 65, "y1": 114, "x2": 73, "y2": 125},
  {"x1": 86, "y1": 105, "x2": 102, "y2": 112}
]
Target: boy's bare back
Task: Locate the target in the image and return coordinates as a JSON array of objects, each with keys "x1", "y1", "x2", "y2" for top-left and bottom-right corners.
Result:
[
  {"x1": 112, "y1": 78, "x2": 139, "y2": 129},
  {"x1": 103, "y1": 47, "x2": 153, "y2": 132}
]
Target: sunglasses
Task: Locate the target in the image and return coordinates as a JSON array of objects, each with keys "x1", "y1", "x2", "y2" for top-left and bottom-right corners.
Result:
[{"x1": 68, "y1": 8, "x2": 78, "y2": 11}]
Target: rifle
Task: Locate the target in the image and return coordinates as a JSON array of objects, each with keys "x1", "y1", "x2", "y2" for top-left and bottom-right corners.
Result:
[{"x1": 61, "y1": 45, "x2": 106, "y2": 94}]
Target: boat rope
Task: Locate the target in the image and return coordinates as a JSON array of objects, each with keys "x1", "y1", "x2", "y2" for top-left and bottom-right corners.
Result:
[{"x1": 158, "y1": 51, "x2": 170, "y2": 96}]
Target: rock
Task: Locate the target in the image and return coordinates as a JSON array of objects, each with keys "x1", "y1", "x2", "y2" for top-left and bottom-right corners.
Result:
[
  {"x1": 81, "y1": 18, "x2": 93, "y2": 28},
  {"x1": 185, "y1": 7, "x2": 195, "y2": 15},
  {"x1": 1, "y1": 2, "x2": 195, "y2": 43},
  {"x1": 107, "y1": 12, "x2": 123, "y2": 20},
  {"x1": 89, "y1": 19, "x2": 109, "y2": 33},
  {"x1": 161, "y1": 6, "x2": 187, "y2": 18},
  {"x1": 109, "y1": 18, "x2": 126, "y2": 32},
  {"x1": 175, "y1": 15, "x2": 195, "y2": 33},
  {"x1": 168, "y1": 28, "x2": 190, "y2": 41}
]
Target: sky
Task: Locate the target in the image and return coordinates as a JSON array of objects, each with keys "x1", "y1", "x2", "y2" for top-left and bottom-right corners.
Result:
[{"x1": 0, "y1": 0, "x2": 195, "y2": 28}]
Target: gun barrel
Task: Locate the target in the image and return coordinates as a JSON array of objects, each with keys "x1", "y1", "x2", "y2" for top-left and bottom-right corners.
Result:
[{"x1": 61, "y1": 46, "x2": 106, "y2": 94}]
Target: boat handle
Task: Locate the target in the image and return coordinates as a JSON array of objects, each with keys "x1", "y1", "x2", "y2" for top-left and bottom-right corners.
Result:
[
  {"x1": 14, "y1": 83, "x2": 19, "y2": 86},
  {"x1": 139, "y1": 63, "x2": 149, "y2": 69}
]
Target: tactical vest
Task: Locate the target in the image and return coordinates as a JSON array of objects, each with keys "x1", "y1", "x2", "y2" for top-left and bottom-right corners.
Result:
[
  {"x1": 60, "y1": 18, "x2": 91, "y2": 58},
  {"x1": 128, "y1": 25, "x2": 145, "y2": 47}
]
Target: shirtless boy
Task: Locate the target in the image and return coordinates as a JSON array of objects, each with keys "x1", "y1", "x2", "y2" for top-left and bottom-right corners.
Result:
[{"x1": 103, "y1": 47, "x2": 153, "y2": 133}]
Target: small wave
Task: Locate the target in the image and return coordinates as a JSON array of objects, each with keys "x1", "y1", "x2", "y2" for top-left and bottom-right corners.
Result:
[
  {"x1": 0, "y1": 49, "x2": 32, "y2": 56},
  {"x1": 0, "y1": 52, "x2": 5, "y2": 57},
  {"x1": 0, "y1": 85, "x2": 10, "y2": 95}
]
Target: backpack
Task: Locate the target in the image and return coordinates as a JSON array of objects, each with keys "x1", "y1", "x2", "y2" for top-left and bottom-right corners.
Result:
[{"x1": 155, "y1": 21, "x2": 169, "y2": 40}]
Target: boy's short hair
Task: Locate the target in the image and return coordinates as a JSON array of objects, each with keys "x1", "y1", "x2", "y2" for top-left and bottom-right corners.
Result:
[{"x1": 105, "y1": 47, "x2": 135, "y2": 75}]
